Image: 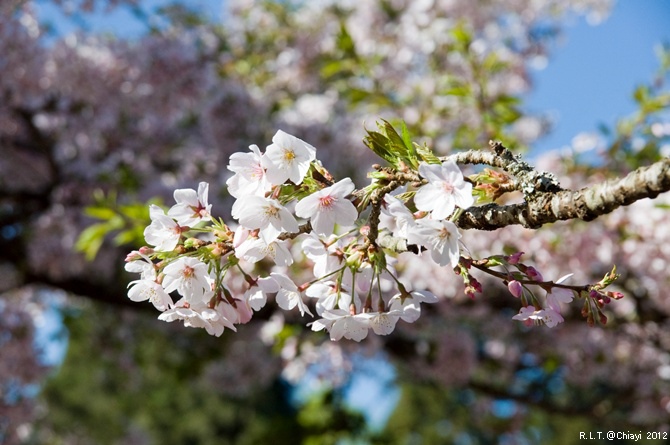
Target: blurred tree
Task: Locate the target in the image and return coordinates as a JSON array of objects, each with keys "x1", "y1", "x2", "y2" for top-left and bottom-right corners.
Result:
[
  {"x1": 35, "y1": 298, "x2": 366, "y2": 444},
  {"x1": 2, "y1": 0, "x2": 670, "y2": 444}
]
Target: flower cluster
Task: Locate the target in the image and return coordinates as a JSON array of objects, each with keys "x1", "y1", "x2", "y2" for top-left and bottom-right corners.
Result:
[
  {"x1": 125, "y1": 128, "x2": 619, "y2": 339},
  {"x1": 510, "y1": 272, "x2": 575, "y2": 328},
  {"x1": 457, "y1": 252, "x2": 623, "y2": 328}
]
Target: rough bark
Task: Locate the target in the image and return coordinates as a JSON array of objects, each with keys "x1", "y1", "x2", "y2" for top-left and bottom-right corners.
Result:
[{"x1": 435, "y1": 142, "x2": 670, "y2": 230}]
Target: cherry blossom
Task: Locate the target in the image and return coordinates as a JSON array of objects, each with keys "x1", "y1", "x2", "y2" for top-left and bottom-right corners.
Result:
[
  {"x1": 407, "y1": 218, "x2": 462, "y2": 267},
  {"x1": 161, "y1": 257, "x2": 213, "y2": 305},
  {"x1": 232, "y1": 196, "x2": 299, "y2": 243},
  {"x1": 226, "y1": 144, "x2": 272, "y2": 198},
  {"x1": 512, "y1": 305, "x2": 564, "y2": 328},
  {"x1": 261, "y1": 129, "x2": 316, "y2": 185},
  {"x1": 167, "y1": 181, "x2": 212, "y2": 226},
  {"x1": 305, "y1": 281, "x2": 353, "y2": 316},
  {"x1": 379, "y1": 193, "x2": 415, "y2": 238},
  {"x1": 235, "y1": 236, "x2": 294, "y2": 266},
  {"x1": 217, "y1": 298, "x2": 253, "y2": 325},
  {"x1": 144, "y1": 204, "x2": 182, "y2": 252},
  {"x1": 414, "y1": 160, "x2": 475, "y2": 219},
  {"x1": 389, "y1": 289, "x2": 439, "y2": 323},
  {"x1": 127, "y1": 279, "x2": 173, "y2": 311},
  {"x1": 368, "y1": 310, "x2": 403, "y2": 336},
  {"x1": 159, "y1": 302, "x2": 236, "y2": 337},
  {"x1": 546, "y1": 274, "x2": 575, "y2": 313},
  {"x1": 302, "y1": 234, "x2": 347, "y2": 278},
  {"x1": 271, "y1": 272, "x2": 313, "y2": 316},
  {"x1": 295, "y1": 178, "x2": 358, "y2": 236},
  {"x1": 310, "y1": 309, "x2": 371, "y2": 342},
  {"x1": 537, "y1": 307, "x2": 565, "y2": 328},
  {"x1": 512, "y1": 305, "x2": 541, "y2": 325},
  {"x1": 244, "y1": 276, "x2": 279, "y2": 312},
  {"x1": 124, "y1": 250, "x2": 157, "y2": 280}
]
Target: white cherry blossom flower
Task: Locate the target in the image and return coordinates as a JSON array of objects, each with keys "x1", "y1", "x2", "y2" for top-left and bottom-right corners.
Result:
[
  {"x1": 295, "y1": 178, "x2": 358, "y2": 236},
  {"x1": 124, "y1": 251, "x2": 156, "y2": 280},
  {"x1": 226, "y1": 144, "x2": 272, "y2": 198},
  {"x1": 261, "y1": 130, "x2": 316, "y2": 185},
  {"x1": 389, "y1": 289, "x2": 438, "y2": 323},
  {"x1": 407, "y1": 218, "x2": 462, "y2": 267},
  {"x1": 305, "y1": 281, "x2": 352, "y2": 316},
  {"x1": 217, "y1": 299, "x2": 253, "y2": 325},
  {"x1": 302, "y1": 234, "x2": 345, "y2": 278},
  {"x1": 340, "y1": 260, "x2": 395, "y2": 298},
  {"x1": 512, "y1": 305, "x2": 541, "y2": 324},
  {"x1": 537, "y1": 307, "x2": 565, "y2": 328},
  {"x1": 512, "y1": 305, "x2": 564, "y2": 328},
  {"x1": 127, "y1": 279, "x2": 173, "y2": 311},
  {"x1": 144, "y1": 204, "x2": 182, "y2": 252},
  {"x1": 414, "y1": 161, "x2": 474, "y2": 219},
  {"x1": 159, "y1": 302, "x2": 235, "y2": 337},
  {"x1": 369, "y1": 310, "x2": 403, "y2": 335},
  {"x1": 271, "y1": 272, "x2": 313, "y2": 316},
  {"x1": 168, "y1": 182, "x2": 212, "y2": 226},
  {"x1": 162, "y1": 257, "x2": 213, "y2": 304},
  {"x1": 244, "y1": 276, "x2": 280, "y2": 311},
  {"x1": 310, "y1": 309, "x2": 371, "y2": 342},
  {"x1": 379, "y1": 193, "x2": 415, "y2": 238},
  {"x1": 546, "y1": 274, "x2": 575, "y2": 313},
  {"x1": 233, "y1": 196, "x2": 299, "y2": 243},
  {"x1": 236, "y1": 236, "x2": 294, "y2": 267}
]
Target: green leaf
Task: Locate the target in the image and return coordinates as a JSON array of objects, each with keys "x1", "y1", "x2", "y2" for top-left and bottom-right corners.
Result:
[
  {"x1": 363, "y1": 125, "x2": 397, "y2": 165},
  {"x1": 345, "y1": 87, "x2": 371, "y2": 105},
  {"x1": 444, "y1": 84, "x2": 471, "y2": 97},
  {"x1": 382, "y1": 120, "x2": 409, "y2": 154},
  {"x1": 415, "y1": 143, "x2": 441, "y2": 165},
  {"x1": 113, "y1": 228, "x2": 144, "y2": 246},
  {"x1": 336, "y1": 22, "x2": 356, "y2": 58},
  {"x1": 75, "y1": 223, "x2": 110, "y2": 261},
  {"x1": 119, "y1": 203, "x2": 151, "y2": 221},
  {"x1": 633, "y1": 85, "x2": 649, "y2": 104},
  {"x1": 320, "y1": 60, "x2": 345, "y2": 79},
  {"x1": 451, "y1": 22, "x2": 471, "y2": 47},
  {"x1": 400, "y1": 121, "x2": 413, "y2": 152},
  {"x1": 84, "y1": 206, "x2": 117, "y2": 220}
]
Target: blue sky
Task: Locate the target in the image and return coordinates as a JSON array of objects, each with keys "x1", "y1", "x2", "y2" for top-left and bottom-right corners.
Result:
[{"x1": 527, "y1": 0, "x2": 670, "y2": 152}]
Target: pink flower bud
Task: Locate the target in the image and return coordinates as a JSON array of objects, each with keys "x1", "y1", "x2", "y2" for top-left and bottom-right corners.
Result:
[
  {"x1": 470, "y1": 278, "x2": 483, "y2": 293},
  {"x1": 507, "y1": 280, "x2": 523, "y2": 298},
  {"x1": 525, "y1": 266, "x2": 543, "y2": 282},
  {"x1": 606, "y1": 291, "x2": 624, "y2": 300},
  {"x1": 125, "y1": 251, "x2": 142, "y2": 262},
  {"x1": 505, "y1": 251, "x2": 524, "y2": 265},
  {"x1": 599, "y1": 313, "x2": 608, "y2": 325}
]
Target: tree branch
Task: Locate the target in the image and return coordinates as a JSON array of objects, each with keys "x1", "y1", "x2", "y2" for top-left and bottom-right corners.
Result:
[{"x1": 456, "y1": 156, "x2": 670, "y2": 230}]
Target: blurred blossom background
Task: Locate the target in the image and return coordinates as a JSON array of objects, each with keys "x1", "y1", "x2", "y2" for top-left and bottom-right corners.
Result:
[{"x1": 2, "y1": 0, "x2": 670, "y2": 443}]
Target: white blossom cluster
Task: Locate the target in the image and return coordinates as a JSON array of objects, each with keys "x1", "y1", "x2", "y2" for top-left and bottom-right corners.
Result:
[{"x1": 125, "y1": 130, "x2": 481, "y2": 340}]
